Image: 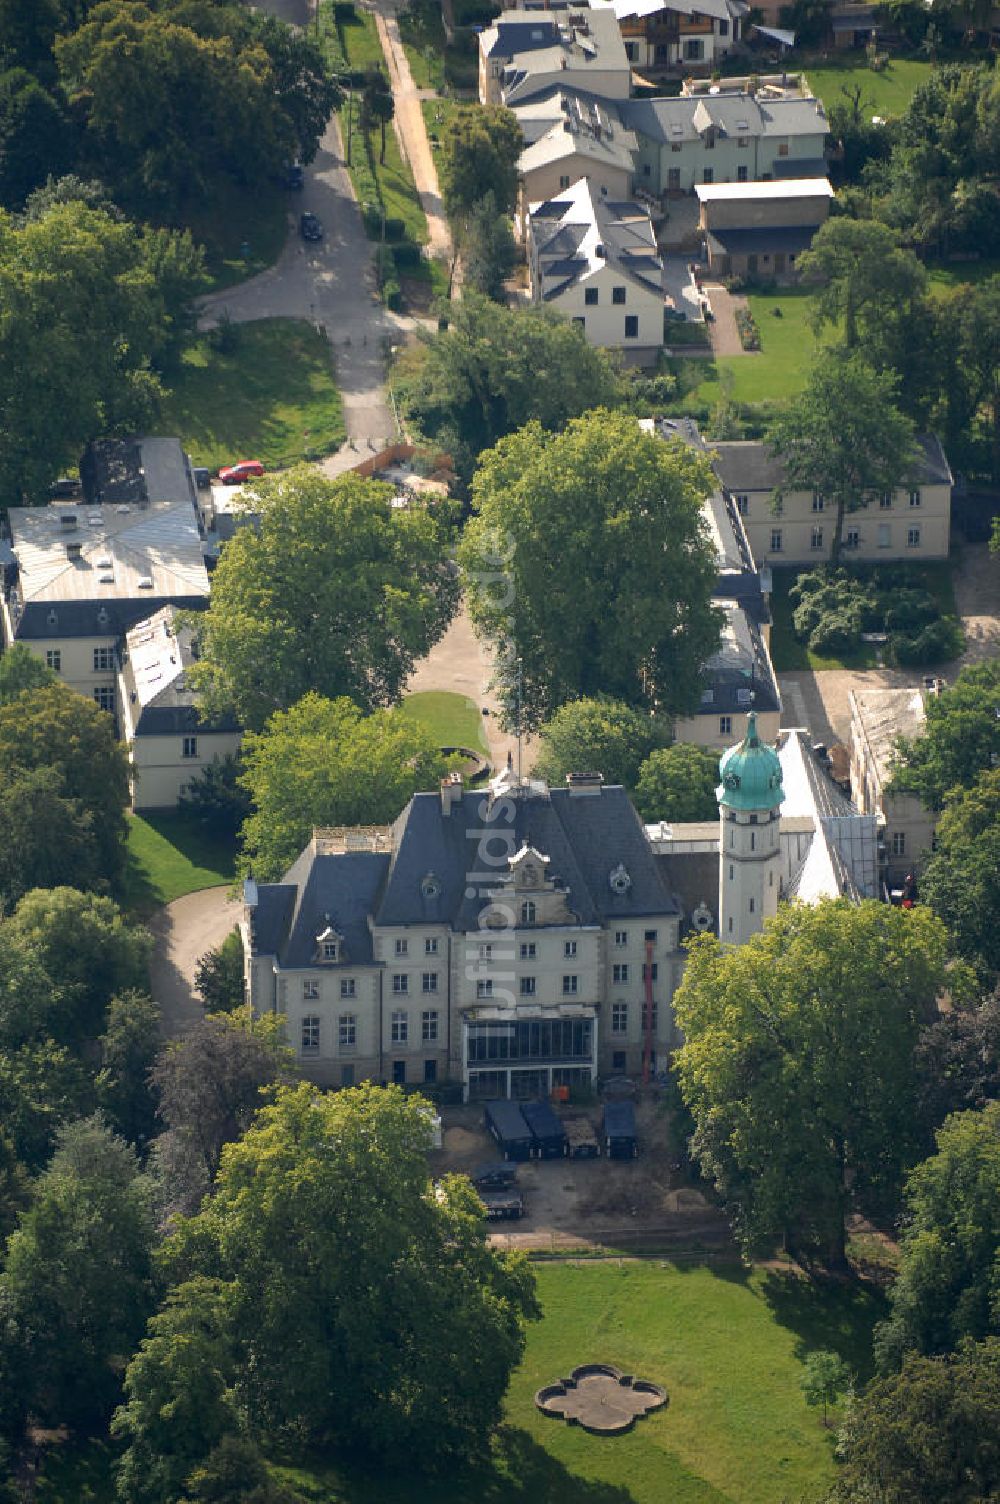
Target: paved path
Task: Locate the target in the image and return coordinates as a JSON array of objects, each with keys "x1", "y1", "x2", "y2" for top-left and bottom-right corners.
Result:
[
  {"x1": 703, "y1": 282, "x2": 749, "y2": 358},
  {"x1": 373, "y1": 2, "x2": 453, "y2": 263},
  {"x1": 149, "y1": 888, "x2": 242, "y2": 1040}
]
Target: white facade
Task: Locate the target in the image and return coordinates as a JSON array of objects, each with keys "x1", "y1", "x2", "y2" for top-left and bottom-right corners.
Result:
[
  {"x1": 849, "y1": 686, "x2": 936, "y2": 889},
  {"x1": 719, "y1": 804, "x2": 782, "y2": 946}
]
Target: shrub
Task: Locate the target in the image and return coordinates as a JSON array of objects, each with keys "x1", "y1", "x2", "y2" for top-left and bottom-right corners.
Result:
[
  {"x1": 889, "y1": 616, "x2": 964, "y2": 666},
  {"x1": 392, "y1": 241, "x2": 423, "y2": 268},
  {"x1": 383, "y1": 215, "x2": 406, "y2": 242},
  {"x1": 374, "y1": 244, "x2": 395, "y2": 288},
  {"x1": 382, "y1": 276, "x2": 402, "y2": 310}
]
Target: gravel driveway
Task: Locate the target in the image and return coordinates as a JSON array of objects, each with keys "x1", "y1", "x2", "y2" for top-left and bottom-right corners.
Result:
[{"x1": 149, "y1": 887, "x2": 242, "y2": 1040}]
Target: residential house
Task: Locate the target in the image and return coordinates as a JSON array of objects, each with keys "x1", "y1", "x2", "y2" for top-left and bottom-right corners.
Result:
[
  {"x1": 621, "y1": 91, "x2": 829, "y2": 195},
  {"x1": 591, "y1": 0, "x2": 748, "y2": 73},
  {"x1": 848, "y1": 685, "x2": 937, "y2": 891},
  {"x1": 516, "y1": 89, "x2": 639, "y2": 228},
  {"x1": 711, "y1": 435, "x2": 953, "y2": 563},
  {"x1": 696, "y1": 175, "x2": 834, "y2": 276},
  {"x1": 117, "y1": 606, "x2": 242, "y2": 811},
  {"x1": 243, "y1": 769, "x2": 685, "y2": 1096},
  {"x1": 0, "y1": 439, "x2": 210, "y2": 716},
  {"x1": 479, "y1": 9, "x2": 631, "y2": 108},
  {"x1": 526, "y1": 177, "x2": 666, "y2": 350}
]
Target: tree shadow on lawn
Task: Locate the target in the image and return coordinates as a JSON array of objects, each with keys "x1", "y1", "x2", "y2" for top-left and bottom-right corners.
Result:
[
  {"x1": 759, "y1": 1269, "x2": 886, "y2": 1385},
  {"x1": 282, "y1": 1428, "x2": 640, "y2": 1504}
]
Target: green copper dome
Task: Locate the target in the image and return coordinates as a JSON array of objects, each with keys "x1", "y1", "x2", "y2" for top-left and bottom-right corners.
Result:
[{"x1": 717, "y1": 711, "x2": 784, "y2": 812}]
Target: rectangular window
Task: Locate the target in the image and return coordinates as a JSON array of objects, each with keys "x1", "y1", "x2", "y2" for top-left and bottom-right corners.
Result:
[
  {"x1": 777, "y1": 141, "x2": 789, "y2": 157},
  {"x1": 424, "y1": 1058, "x2": 437, "y2": 1083},
  {"x1": 845, "y1": 527, "x2": 860, "y2": 549},
  {"x1": 182, "y1": 735, "x2": 198, "y2": 758},
  {"x1": 879, "y1": 523, "x2": 892, "y2": 548},
  {"x1": 303, "y1": 980, "x2": 319, "y2": 1000},
  {"x1": 562, "y1": 975, "x2": 578, "y2": 995},
  {"x1": 559, "y1": 174, "x2": 571, "y2": 190},
  {"x1": 584, "y1": 287, "x2": 598, "y2": 306},
  {"x1": 812, "y1": 493, "x2": 824, "y2": 512},
  {"x1": 643, "y1": 962, "x2": 658, "y2": 981},
  {"x1": 422, "y1": 1009, "x2": 439, "y2": 1042},
  {"x1": 719, "y1": 715, "x2": 732, "y2": 736},
  {"x1": 339, "y1": 1014, "x2": 356, "y2": 1047},
  {"x1": 748, "y1": 897, "x2": 755, "y2": 913},
  {"x1": 45, "y1": 650, "x2": 61, "y2": 671},
  {"x1": 719, "y1": 17, "x2": 729, "y2": 34},
  {"x1": 341, "y1": 1064, "x2": 355, "y2": 1088},
  {"x1": 392, "y1": 974, "x2": 409, "y2": 994},
  {"x1": 614, "y1": 929, "x2": 628, "y2": 947},
  {"x1": 737, "y1": 165, "x2": 748, "y2": 182},
  {"x1": 519, "y1": 942, "x2": 536, "y2": 960},
  {"x1": 424, "y1": 937, "x2": 438, "y2": 955},
  {"x1": 395, "y1": 938, "x2": 408, "y2": 956},
  {"x1": 572, "y1": 316, "x2": 585, "y2": 329},
  {"x1": 611, "y1": 1002, "x2": 628, "y2": 1033},
  {"x1": 892, "y1": 832, "x2": 906, "y2": 856},
  {"x1": 93, "y1": 647, "x2": 114, "y2": 673},
  {"x1": 322, "y1": 941, "x2": 337, "y2": 960},
  {"x1": 811, "y1": 527, "x2": 823, "y2": 550},
  {"x1": 642, "y1": 1001, "x2": 658, "y2": 1030},
  {"x1": 644, "y1": 929, "x2": 658, "y2": 944},
  {"x1": 735, "y1": 494, "x2": 749, "y2": 515},
  {"x1": 770, "y1": 529, "x2": 782, "y2": 552},
  {"x1": 880, "y1": 492, "x2": 893, "y2": 508},
  {"x1": 624, "y1": 315, "x2": 639, "y2": 339},
  {"x1": 519, "y1": 976, "x2": 536, "y2": 997},
  {"x1": 479, "y1": 942, "x2": 493, "y2": 961},
  {"x1": 392, "y1": 1059, "x2": 406, "y2": 1085},
  {"x1": 907, "y1": 526, "x2": 921, "y2": 548},
  {"x1": 908, "y1": 490, "x2": 921, "y2": 508},
  {"x1": 93, "y1": 687, "x2": 115, "y2": 713},
  {"x1": 702, "y1": 167, "x2": 714, "y2": 184},
  {"x1": 476, "y1": 979, "x2": 493, "y2": 999},
  {"x1": 340, "y1": 978, "x2": 356, "y2": 999},
  {"x1": 421, "y1": 972, "x2": 438, "y2": 994},
  {"x1": 391, "y1": 1010, "x2": 408, "y2": 1044},
  {"x1": 301, "y1": 1015, "x2": 320, "y2": 1053},
  {"x1": 564, "y1": 940, "x2": 577, "y2": 958},
  {"x1": 612, "y1": 286, "x2": 626, "y2": 305},
  {"x1": 612, "y1": 963, "x2": 629, "y2": 984},
  {"x1": 612, "y1": 1050, "x2": 627, "y2": 1071},
  {"x1": 667, "y1": 167, "x2": 681, "y2": 190},
  {"x1": 685, "y1": 37, "x2": 704, "y2": 58}
]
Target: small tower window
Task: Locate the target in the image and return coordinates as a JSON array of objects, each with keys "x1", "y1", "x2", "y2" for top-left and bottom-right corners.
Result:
[
  {"x1": 749, "y1": 897, "x2": 755, "y2": 913},
  {"x1": 521, "y1": 899, "x2": 536, "y2": 925},
  {"x1": 750, "y1": 832, "x2": 755, "y2": 851}
]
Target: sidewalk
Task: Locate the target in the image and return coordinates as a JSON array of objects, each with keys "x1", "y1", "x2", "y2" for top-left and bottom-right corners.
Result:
[{"x1": 372, "y1": 2, "x2": 453, "y2": 263}]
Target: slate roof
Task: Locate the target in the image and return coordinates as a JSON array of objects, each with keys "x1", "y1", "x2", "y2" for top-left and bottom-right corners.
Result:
[
  {"x1": 80, "y1": 436, "x2": 198, "y2": 510},
  {"x1": 654, "y1": 850, "x2": 720, "y2": 933},
  {"x1": 255, "y1": 848, "x2": 391, "y2": 968},
  {"x1": 530, "y1": 178, "x2": 664, "y2": 298},
  {"x1": 619, "y1": 93, "x2": 827, "y2": 147},
  {"x1": 707, "y1": 226, "x2": 822, "y2": 257},
  {"x1": 712, "y1": 434, "x2": 954, "y2": 493},
  {"x1": 120, "y1": 606, "x2": 239, "y2": 738}
]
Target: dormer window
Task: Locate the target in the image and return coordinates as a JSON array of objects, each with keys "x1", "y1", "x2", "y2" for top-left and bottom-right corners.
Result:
[
  {"x1": 315, "y1": 922, "x2": 341, "y2": 963},
  {"x1": 609, "y1": 863, "x2": 632, "y2": 896},
  {"x1": 322, "y1": 941, "x2": 338, "y2": 961}
]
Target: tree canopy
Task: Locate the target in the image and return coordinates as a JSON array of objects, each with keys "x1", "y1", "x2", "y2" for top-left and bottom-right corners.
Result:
[
  {"x1": 237, "y1": 693, "x2": 449, "y2": 880},
  {"x1": 768, "y1": 350, "x2": 917, "y2": 563},
  {"x1": 875, "y1": 1101, "x2": 1000, "y2": 1370},
  {"x1": 396, "y1": 293, "x2": 622, "y2": 486},
  {"x1": 674, "y1": 899, "x2": 950, "y2": 1263},
  {"x1": 919, "y1": 768, "x2": 1000, "y2": 985},
  {"x1": 530, "y1": 697, "x2": 671, "y2": 792},
  {"x1": 438, "y1": 104, "x2": 522, "y2": 220},
  {"x1": 633, "y1": 743, "x2": 720, "y2": 824},
  {"x1": 188, "y1": 469, "x2": 457, "y2": 731},
  {"x1": 459, "y1": 411, "x2": 721, "y2": 729},
  {"x1": 890, "y1": 657, "x2": 1000, "y2": 810},
  {"x1": 118, "y1": 1085, "x2": 538, "y2": 1492}
]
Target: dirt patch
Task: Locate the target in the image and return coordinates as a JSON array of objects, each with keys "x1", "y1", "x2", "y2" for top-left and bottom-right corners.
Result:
[{"x1": 400, "y1": 273, "x2": 436, "y2": 316}]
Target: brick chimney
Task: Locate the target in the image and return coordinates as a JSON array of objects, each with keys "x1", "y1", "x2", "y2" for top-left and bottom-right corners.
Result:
[
  {"x1": 565, "y1": 771, "x2": 604, "y2": 796},
  {"x1": 440, "y1": 771, "x2": 464, "y2": 816}
]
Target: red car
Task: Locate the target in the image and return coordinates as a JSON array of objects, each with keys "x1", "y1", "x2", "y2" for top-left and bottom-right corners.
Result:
[{"x1": 217, "y1": 460, "x2": 265, "y2": 484}]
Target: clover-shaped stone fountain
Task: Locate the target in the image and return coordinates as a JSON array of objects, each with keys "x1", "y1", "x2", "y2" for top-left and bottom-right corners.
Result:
[{"x1": 535, "y1": 1364, "x2": 667, "y2": 1435}]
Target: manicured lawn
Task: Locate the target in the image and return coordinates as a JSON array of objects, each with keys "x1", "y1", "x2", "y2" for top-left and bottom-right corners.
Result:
[
  {"x1": 159, "y1": 318, "x2": 345, "y2": 472},
  {"x1": 400, "y1": 690, "x2": 490, "y2": 753},
  {"x1": 340, "y1": 9, "x2": 385, "y2": 71},
  {"x1": 179, "y1": 177, "x2": 289, "y2": 292},
  {"x1": 422, "y1": 96, "x2": 463, "y2": 146},
  {"x1": 687, "y1": 287, "x2": 825, "y2": 408},
  {"x1": 123, "y1": 811, "x2": 237, "y2": 917},
  {"x1": 800, "y1": 55, "x2": 933, "y2": 118}
]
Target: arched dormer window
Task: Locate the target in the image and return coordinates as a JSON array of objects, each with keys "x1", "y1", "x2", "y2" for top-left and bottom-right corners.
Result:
[{"x1": 521, "y1": 899, "x2": 536, "y2": 926}]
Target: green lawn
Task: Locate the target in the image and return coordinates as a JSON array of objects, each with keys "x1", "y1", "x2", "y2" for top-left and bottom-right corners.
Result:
[
  {"x1": 339, "y1": 9, "x2": 385, "y2": 70},
  {"x1": 399, "y1": 0, "x2": 447, "y2": 90},
  {"x1": 159, "y1": 318, "x2": 345, "y2": 472},
  {"x1": 421, "y1": 96, "x2": 463, "y2": 145},
  {"x1": 179, "y1": 177, "x2": 289, "y2": 292},
  {"x1": 123, "y1": 811, "x2": 237, "y2": 917},
  {"x1": 800, "y1": 55, "x2": 934, "y2": 118},
  {"x1": 686, "y1": 288, "x2": 825, "y2": 409},
  {"x1": 342, "y1": 96, "x2": 430, "y2": 246},
  {"x1": 928, "y1": 257, "x2": 1000, "y2": 293},
  {"x1": 400, "y1": 690, "x2": 490, "y2": 754}
]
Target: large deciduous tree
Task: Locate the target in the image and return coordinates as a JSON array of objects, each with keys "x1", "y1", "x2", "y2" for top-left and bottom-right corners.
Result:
[
  {"x1": 438, "y1": 104, "x2": 522, "y2": 219},
  {"x1": 530, "y1": 697, "x2": 671, "y2": 792},
  {"x1": 0, "y1": 68, "x2": 70, "y2": 208},
  {"x1": 874, "y1": 1101, "x2": 1000, "y2": 1370},
  {"x1": 0, "y1": 1117, "x2": 158, "y2": 1436},
  {"x1": 674, "y1": 899, "x2": 950, "y2": 1264},
  {"x1": 143, "y1": 1085, "x2": 538, "y2": 1477},
  {"x1": 237, "y1": 693, "x2": 447, "y2": 880},
  {"x1": 831, "y1": 1339, "x2": 1000, "y2": 1503},
  {"x1": 188, "y1": 469, "x2": 457, "y2": 731},
  {"x1": 768, "y1": 351, "x2": 917, "y2": 563},
  {"x1": 396, "y1": 293, "x2": 622, "y2": 487},
  {"x1": 889, "y1": 658, "x2": 1000, "y2": 810},
  {"x1": 459, "y1": 411, "x2": 721, "y2": 729},
  {"x1": 919, "y1": 768, "x2": 1000, "y2": 984},
  {"x1": 633, "y1": 742, "x2": 721, "y2": 824}
]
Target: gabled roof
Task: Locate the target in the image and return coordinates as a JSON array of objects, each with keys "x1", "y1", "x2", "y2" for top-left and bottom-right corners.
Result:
[
  {"x1": 120, "y1": 605, "x2": 239, "y2": 738},
  {"x1": 619, "y1": 92, "x2": 827, "y2": 147},
  {"x1": 712, "y1": 434, "x2": 954, "y2": 493},
  {"x1": 254, "y1": 846, "x2": 391, "y2": 968},
  {"x1": 529, "y1": 177, "x2": 664, "y2": 299}
]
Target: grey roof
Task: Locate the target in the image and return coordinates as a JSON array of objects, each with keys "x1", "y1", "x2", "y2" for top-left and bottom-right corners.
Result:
[
  {"x1": 707, "y1": 226, "x2": 821, "y2": 256},
  {"x1": 255, "y1": 848, "x2": 392, "y2": 967},
  {"x1": 654, "y1": 851, "x2": 719, "y2": 934},
  {"x1": 619, "y1": 93, "x2": 827, "y2": 147},
  {"x1": 81, "y1": 436, "x2": 198, "y2": 510},
  {"x1": 121, "y1": 606, "x2": 239, "y2": 738},
  {"x1": 712, "y1": 435, "x2": 953, "y2": 493},
  {"x1": 530, "y1": 178, "x2": 664, "y2": 298},
  {"x1": 770, "y1": 156, "x2": 830, "y2": 179}
]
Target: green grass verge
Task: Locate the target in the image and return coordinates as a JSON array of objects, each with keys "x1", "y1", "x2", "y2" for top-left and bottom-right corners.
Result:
[
  {"x1": 340, "y1": 9, "x2": 385, "y2": 70},
  {"x1": 399, "y1": 2, "x2": 447, "y2": 90},
  {"x1": 400, "y1": 690, "x2": 490, "y2": 754},
  {"x1": 160, "y1": 319, "x2": 345, "y2": 472},
  {"x1": 421, "y1": 96, "x2": 463, "y2": 145},
  {"x1": 123, "y1": 811, "x2": 237, "y2": 917},
  {"x1": 689, "y1": 288, "x2": 826, "y2": 409},
  {"x1": 800, "y1": 55, "x2": 934, "y2": 117},
  {"x1": 179, "y1": 177, "x2": 289, "y2": 292},
  {"x1": 341, "y1": 98, "x2": 429, "y2": 246}
]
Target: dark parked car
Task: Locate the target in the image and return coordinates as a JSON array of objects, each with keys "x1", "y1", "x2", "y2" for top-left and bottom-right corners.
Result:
[
  {"x1": 192, "y1": 466, "x2": 211, "y2": 491},
  {"x1": 300, "y1": 211, "x2": 323, "y2": 242},
  {"x1": 471, "y1": 1162, "x2": 518, "y2": 1192},
  {"x1": 285, "y1": 163, "x2": 304, "y2": 190},
  {"x1": 480, "y1": 1190, "x2": 524, "y2": 1221}
]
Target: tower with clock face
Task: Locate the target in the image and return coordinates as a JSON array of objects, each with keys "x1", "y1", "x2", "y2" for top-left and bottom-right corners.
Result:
[{"x1": 716, "y1": 712, "x2": 785, "y2": 947}]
